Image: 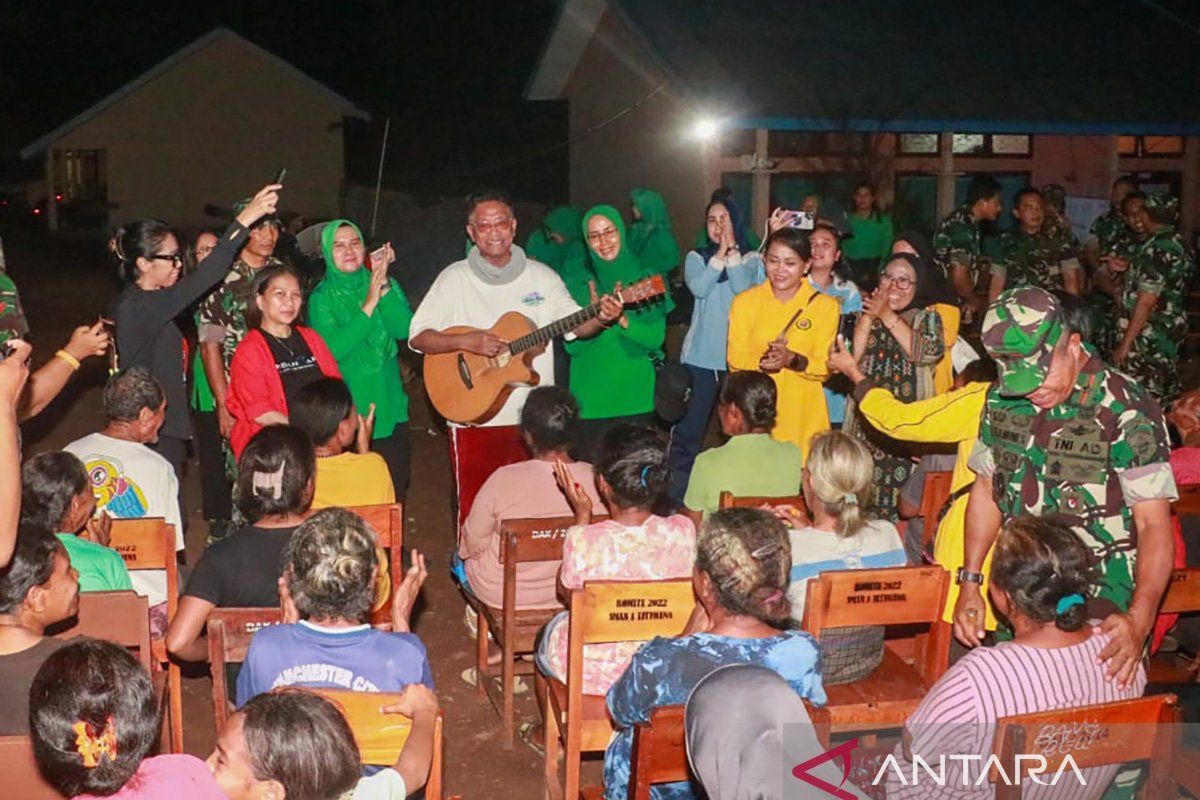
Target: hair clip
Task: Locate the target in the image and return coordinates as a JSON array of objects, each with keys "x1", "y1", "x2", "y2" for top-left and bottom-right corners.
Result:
[
  {"x1": 764, "y1": 589, "x2": 784, "y2": 604},
  {"x1": 252, "y1": 463, "x2": 285, "y2": 500},
  {"x1": 842, "y1": 492, "x2": 859, "y2": 506},
  {"x1": 73, "y1": 717, "x2": 118, "y2": 768},
  {"x1": 639, "y1": 465, "x2": 650, "y2": 488},
  {"x1": 1055, "y1": 593, "x2": 1085, "y2": 615}
]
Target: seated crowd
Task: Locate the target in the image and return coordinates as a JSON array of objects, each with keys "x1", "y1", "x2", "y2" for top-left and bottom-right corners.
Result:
[{"x1": 0, "y1": 172, "x2": 1193, "y2": 800}]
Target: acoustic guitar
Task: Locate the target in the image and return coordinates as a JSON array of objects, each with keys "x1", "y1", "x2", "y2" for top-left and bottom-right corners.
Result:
[{"x1": 424, "y1": 275, "x2": 666, "y2": 424}]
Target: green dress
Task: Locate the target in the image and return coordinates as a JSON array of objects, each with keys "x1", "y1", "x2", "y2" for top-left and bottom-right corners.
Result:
[
  {"x1": 526, "y1": 205, "x2": 585, "y2": 275},
  {"x1": 566, "y1": 205, "x2": 666, "y2": 420},
  {"x1": 628, "y1": 188, "x2": 681, "y2": 288},
  {"x1": 307, "y1": 219, "x2": 415, "y2": 439}
]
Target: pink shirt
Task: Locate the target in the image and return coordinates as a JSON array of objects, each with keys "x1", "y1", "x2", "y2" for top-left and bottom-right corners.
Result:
[
  {"x1": 459, "y1": 459, "x2": 604, "y2": 610},
  {"x1": 544, "y1": 514, "x2": 696, "y2": 695},
  {"x1": 76, "y1": 755, "x2": 225, "y2": 800},
  {"x1": 1171, "y1": 446, "x2": 1200, "y2": 487},
  {"x1": 889, "y1": 631, "x2": 1146, "y2": 800}
]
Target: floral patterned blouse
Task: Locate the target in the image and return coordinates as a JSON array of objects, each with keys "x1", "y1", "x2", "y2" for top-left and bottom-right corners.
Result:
[{"x1": 536, "y1": 514, "x2": 697, "y2": 696}]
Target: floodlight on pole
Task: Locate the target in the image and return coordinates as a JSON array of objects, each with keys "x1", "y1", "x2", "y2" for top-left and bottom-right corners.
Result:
[{"x1": 692, "y1": 117, "x2": 720, "y2": 141}]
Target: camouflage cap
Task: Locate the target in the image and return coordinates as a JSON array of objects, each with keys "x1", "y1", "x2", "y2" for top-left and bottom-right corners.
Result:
[
  {"x1": 1040, "y1": 183, "x2": 1066, "y2": 214},
  {"x1": 231, "y1": 198, "x2": 282, "y2": 229},
  {"x1": 981, "y1": 287, "x2": 1064, "y2": 397},
  {"x1": 1145, "y1": 191, "x2": 1179, "y2": 224}
]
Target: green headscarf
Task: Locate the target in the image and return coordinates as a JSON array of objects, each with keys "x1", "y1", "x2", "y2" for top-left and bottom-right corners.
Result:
[
  {"x1": 582, "y1": 204, "x2": 673, "y2": 313},
  {"x1": 627, "y1": 188, "x2": 681, "y2": 280},
  {"x1": 526, "y1": 205, "x2": 585, "y2": 272},
  {"x1": 313, "y1": 219, "x2": 395, "y2": 359}
]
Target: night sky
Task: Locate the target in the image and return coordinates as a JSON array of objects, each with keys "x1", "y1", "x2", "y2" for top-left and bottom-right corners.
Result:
[{"x1": 0, "y1": 0, "x2": 568, "y2": 200}]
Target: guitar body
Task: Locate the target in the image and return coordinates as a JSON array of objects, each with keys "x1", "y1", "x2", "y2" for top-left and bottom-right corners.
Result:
[{"x1": 423, "y1": 312, "x2": 540, "y2": 424}]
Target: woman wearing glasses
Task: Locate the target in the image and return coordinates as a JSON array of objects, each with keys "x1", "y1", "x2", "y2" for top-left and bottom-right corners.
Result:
[
  {"x1": 565, "y1": 205, "x2": 668, "y2": 460},
  {"x1": 110, "y1": 184, "x2": 280, "y2": 478},
  {"x1": 843, "y1": 252, "x2": 951, "y2": 520}
]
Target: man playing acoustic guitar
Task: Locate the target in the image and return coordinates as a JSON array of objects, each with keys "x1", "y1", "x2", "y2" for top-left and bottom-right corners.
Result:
[{"x1": 410, "y1": 189, "x2": 624, "y2": 526}]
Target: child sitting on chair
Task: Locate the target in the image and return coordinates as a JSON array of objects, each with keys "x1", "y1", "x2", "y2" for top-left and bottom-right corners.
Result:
[{"x1": 236, "y1": 507, "x2": 433, "y2": 705}]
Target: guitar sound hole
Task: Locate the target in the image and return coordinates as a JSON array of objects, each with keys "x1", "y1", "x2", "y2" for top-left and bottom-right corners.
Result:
[{"x1": 456, "y1": 354, "x2": 474, "y2": 389}]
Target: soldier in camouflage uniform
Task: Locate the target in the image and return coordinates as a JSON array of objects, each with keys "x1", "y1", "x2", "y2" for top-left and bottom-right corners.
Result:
[
  {"x1": 1084, "y1": 177, "x2": 1136, "y2": 270},
  {"x1": 953, "y1": 287, "x2": 1176, "y2": 689},
  {"x1": 1112, "y1": 192, "x2": 1195, "y2": 403},
  {"x1": 933, "y1": 175, "x2": 1003, "y2": 323},
  {"x1": 988, "y1": 187, "x2": 1082, "y2": 299},
  {"x1": 0, "y1": 270, "x2": 30, "y2": 346},
  {"x1": 1090, "y1": 191, "x2": 1148, "y2": 356}
]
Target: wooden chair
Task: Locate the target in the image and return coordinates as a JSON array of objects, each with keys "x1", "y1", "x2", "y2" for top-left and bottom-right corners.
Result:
[
  {"x1": 990, "y1": 694, "x2": 1179, "y2": 799},
  {"x1": 1148, "y1": 569, "x2": 1200, "y2": 684},
  {"x1": 801, "y1": 565, "x2": 952, "y2": 746},
  {"x1": 311, "y1": 688, "x2": 450, "y2": 800},
  {"x1": 538, "y1": 579, "x2": 696, "y2": 800},
  {"x1": 718, "y1": 491, "x2": 806, "y2": 512},
  {"x1": 0, "y1": 735, "x2": 61, "y2": 800},
  {"x1": 628, "y1": 704, "x2": 688, "y2": 800},
  {"x1": 463, "y1": 515, "x2": 576, "y2": 749},
  {"x1": 344, "y1": 503, "x2": 404, "y2": 628},
  {"x1": 108, "y1": 517, "x2": 182, "y2": 751},
  {"x1": 918, "y1": 470, "x2": 955, "y2": 547},
  {"x1": 51, "y1": 590, "x2": 153, "y2": 672},
  {"x1": 206, "y1": 607, "x2": 283, "y2": 730}
]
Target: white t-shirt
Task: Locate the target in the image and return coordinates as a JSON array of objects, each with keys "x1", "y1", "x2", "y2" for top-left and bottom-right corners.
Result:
[
  {"x1": 348, "y1": 767, "x2": 406, "y2": 799},
  {"x1": 409, "y1": 257, "x2": 582, "y2": 426},
  {"x1": 787, "y1": 519, "x2": 906, "y2": 622},
  {"x1": 63, "y1": 433, "x2": 184, "y2": 606}
]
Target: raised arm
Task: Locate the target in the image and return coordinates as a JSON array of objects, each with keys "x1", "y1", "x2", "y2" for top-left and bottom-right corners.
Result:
[{"x1": 0, "y1": 341, "x2": 30, "y2": 566}]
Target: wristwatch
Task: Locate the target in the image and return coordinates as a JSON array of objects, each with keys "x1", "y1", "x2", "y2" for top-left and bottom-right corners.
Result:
[{"x1": 956, "y1": 567, "x2": 984, "y2": 586}]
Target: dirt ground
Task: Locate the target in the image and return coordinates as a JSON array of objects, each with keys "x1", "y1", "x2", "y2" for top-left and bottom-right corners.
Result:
[{"x1": 5, "y1": 227, "x2": 595, "y2": 799}]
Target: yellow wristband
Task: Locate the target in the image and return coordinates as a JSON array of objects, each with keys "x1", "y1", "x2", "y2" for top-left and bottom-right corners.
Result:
[{"x1": 55, "y1": 350, "x2": 81, "y2": 370}]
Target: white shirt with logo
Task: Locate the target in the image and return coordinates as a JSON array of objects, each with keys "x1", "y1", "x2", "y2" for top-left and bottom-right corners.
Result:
[{"x1": 409, "y1": 258, "x2": 582, "y2": 426}]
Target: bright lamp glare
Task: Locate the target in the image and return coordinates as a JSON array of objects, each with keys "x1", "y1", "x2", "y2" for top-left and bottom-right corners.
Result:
[{"x1": 693, "y1": 118, "x2": 719, "y2": 140}]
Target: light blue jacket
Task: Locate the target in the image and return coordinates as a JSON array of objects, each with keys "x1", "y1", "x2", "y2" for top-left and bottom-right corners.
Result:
[{"x1": 680, "y1": 250, "x2": 765, "y2": 371}]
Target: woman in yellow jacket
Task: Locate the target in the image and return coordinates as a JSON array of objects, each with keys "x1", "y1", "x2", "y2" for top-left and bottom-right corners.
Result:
[
  {"x1": 828, "y1": 339, "x2": 998, "y2": 630},
  {"x1": 727, "y1": 228, "x2": 839, "y2": 459}
]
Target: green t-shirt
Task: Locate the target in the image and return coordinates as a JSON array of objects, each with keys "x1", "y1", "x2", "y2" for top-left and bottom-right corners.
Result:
[
  {"x1": 683, "y1": 433, "x2": 803, "y2": 516},
  {"x1": 56, "y1": 533, "x2": 133, "y2": 593},
  {"x1": 843, "y1": 212, "x2": 894, "y2": 262}
]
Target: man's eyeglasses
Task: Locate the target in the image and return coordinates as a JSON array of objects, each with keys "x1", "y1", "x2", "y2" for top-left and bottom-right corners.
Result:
[
  {"x1": 879, "y1": 272, "x2": 914, "y2": 290},
  {"x1": 472, "y1": 218, "x2": 513, "y2": 234},
  {"x1": 586, "y1": 227, "x2": 620, "y2": 244},
  {"x1": 151, "y1": 253, "x2": 183, "y2": 265}
]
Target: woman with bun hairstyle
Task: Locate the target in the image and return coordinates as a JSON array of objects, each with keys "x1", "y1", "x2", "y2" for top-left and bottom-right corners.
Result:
[
  {"x1": 682, "y1": 371, "x2": 802, "y2": 523},
  {"x1": 603, "y1": 507, "x2": 824, "y2": 800},
  {"x1": 535, "y1": 423, "x2": 696, "y2": 697},
  {"x1": 110, "y1": 184, "x2": 280, "y2": 479},
  {"x1": 888, "y1": 516, "x2": 1146, "y2": 800},
  {"x1": 236, "y1": 507, "x2": 432, "y2": 705}
]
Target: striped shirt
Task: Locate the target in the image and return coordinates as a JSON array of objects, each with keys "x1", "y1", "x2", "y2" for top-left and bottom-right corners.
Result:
[{"x1": 888, "y1": 631, "x2": 1146, "y2": 800}]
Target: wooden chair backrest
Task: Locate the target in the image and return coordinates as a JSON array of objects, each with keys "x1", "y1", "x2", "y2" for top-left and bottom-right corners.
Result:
[
  {"x1": 344, "y1": 503, "x2": 404, "y2": 627},
  {"x1": 990, "y1": 695, "x2": 1178, "y2": 794},
  {"x1": 206, "y1": 608, "x2": 283, "y2": 729},
  {"x1": 108, "y1": 517, "x2": 179, "y2": 615},
  {"x1": 718, "y1": 492, "x2": 806, "y2": 513},
  {"x1": 1160, "y1": 569, "x2": 1200, "y2": 614},
  {"x1": 309, "y1": 689, "x2": 446, "y2": 800},
  {"x1": 0, "y1": 736, "x2": 60, "y2": 799},
  {"x1": 51, "y1": 590, "x2": 152, "y2": 672},
  {"x1": 571, "y1": 579, "x2": 695, "y2": 647},
  {"x1": 500, "y1": 515, "x2": 578, "y2": 566},
  {"x1": 1174, "y1": 484, "x2": 1200, "y2": 517},
  {"x1": 629, "y1": 705, "x2": 688, "y2": 800},
  {"x1": 801, "y1": 566, "x2": 950, "y2": 636},
  {"x1": 918, "y1": 471, "x2": 955, "y2": 545}
]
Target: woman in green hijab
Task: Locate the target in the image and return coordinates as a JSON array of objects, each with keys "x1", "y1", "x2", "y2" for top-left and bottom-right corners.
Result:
[
  {"x1": 525, "y1": 205, "x2": 585, "y2": 274},
  {"x1": 307, "y1": 220, "x2": 415, "y2": 499},
  {"x1": 628, "y1": 188, "x2": 681, "y2": 282},
  {"x1": 567, "y1": 205, "x2": 668, "y2": 458}
]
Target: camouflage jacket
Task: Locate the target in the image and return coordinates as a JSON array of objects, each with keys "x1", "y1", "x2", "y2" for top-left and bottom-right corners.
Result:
[
  {"x1": 196, "y1": 256, "x2": 284, "y2": 373},
  {"x1": 0, "y1": 272, "x2": 30, "y2": 345},
  {"x1": 971, "y1": 357, "x2": 1176, "y2": 612},
  {"x1": 933, "y1": 205, "x2": 982, "y2": 287},
  {"x1": 993, "y1": 228, "x2": 1078, "y2": 293},
  {"x1": 1091, "y1": 209, "x2": 1129, "y2": 256},
  {"x1": 1117, "y1": 227, "x2": 1195, "y2": 400}
]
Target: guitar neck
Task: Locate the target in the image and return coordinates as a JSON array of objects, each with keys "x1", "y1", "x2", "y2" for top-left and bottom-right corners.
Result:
[{"x1": 508, "y1": 302, "x2": 601, "y2": 355}]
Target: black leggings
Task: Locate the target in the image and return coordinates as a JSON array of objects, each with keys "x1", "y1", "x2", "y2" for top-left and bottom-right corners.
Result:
[
  {"x1": 192, "y1": 409, "x2": 232, "y2": 521},
  {"x1": 371, "y1": 427, "x2": 412, "y2": 504}
]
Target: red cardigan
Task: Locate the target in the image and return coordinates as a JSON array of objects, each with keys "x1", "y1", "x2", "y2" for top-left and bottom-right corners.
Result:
[{"x1": 228, "y1": 326, "x2": 341, "y2": 459}]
